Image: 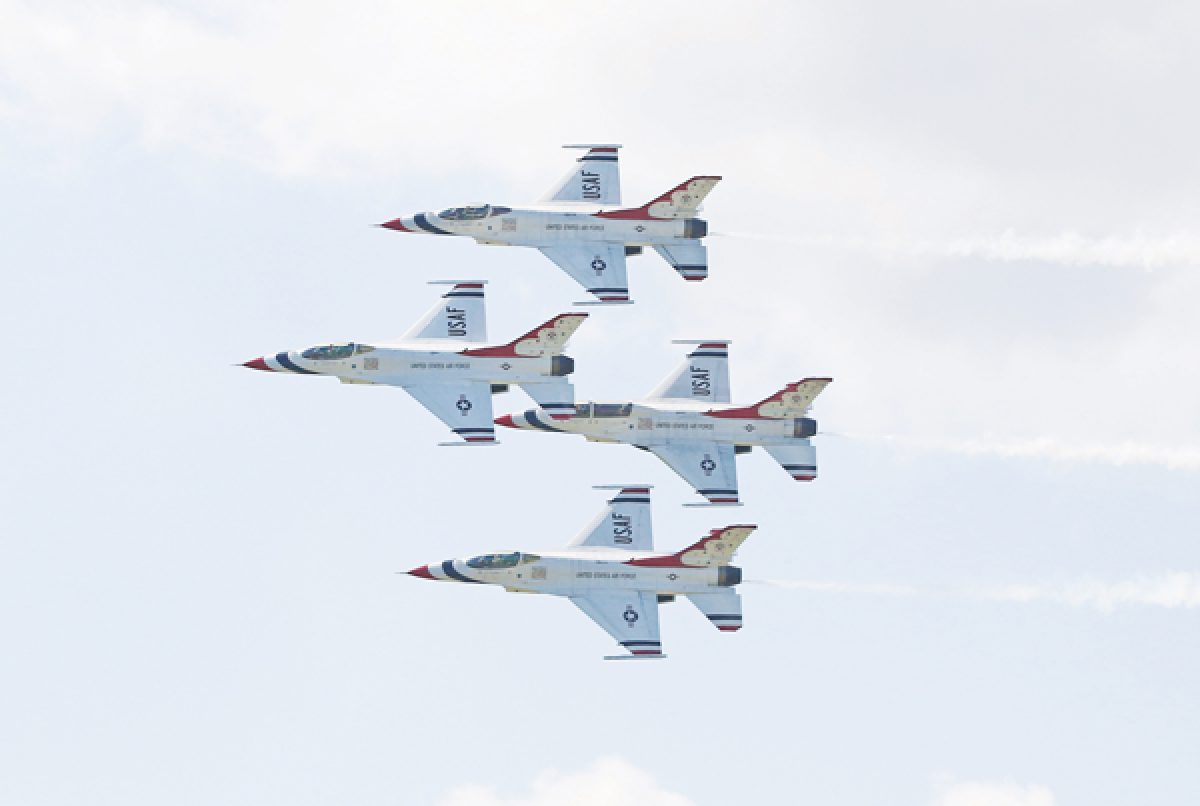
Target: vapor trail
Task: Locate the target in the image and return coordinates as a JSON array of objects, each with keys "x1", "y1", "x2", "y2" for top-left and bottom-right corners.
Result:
[
  {"x1": 748, "y1": 572, "x2": 1200, "y2": 613},
  {"x1": 822, "y1": 432, "x2": 1200, "y2": 471},
  {"x1": 718, "y1": 230, "x2": 1200, "y2": 269}
]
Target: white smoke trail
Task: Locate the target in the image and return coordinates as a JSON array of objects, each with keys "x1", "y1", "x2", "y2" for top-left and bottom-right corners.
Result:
[
  {"x1": 749, "y1": 572, "x2": 1200, "y2": 613},
  {"x1": 719, "y1": 230, "x2": 1200, "y2": 269},
  {"x1": 940, "y1": 437, "x2": 1200, "y2": 470},
  {"x1": 821, "y1": 432, "x2": 1200, "y2": 471}
]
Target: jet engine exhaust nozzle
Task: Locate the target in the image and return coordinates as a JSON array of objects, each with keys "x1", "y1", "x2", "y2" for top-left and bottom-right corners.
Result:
[
  {"x1": 717, "y1": 565, "x2": 742, "y2": 587},
  {"x1": 550, "y1": 355, "x2": 575, "y2": 377}
]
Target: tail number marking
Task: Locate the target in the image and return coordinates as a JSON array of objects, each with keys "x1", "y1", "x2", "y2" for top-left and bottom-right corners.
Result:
[
  {"x1": 581, "y1": 171, "x2": 601, "y2": 200},
  {"x1": 612, "y1": 513, "x2": 633, "y2": 545},
  {"x1": 690, "y1": 365, "x2": 711, "y2": 396},
  {"x1": 446, "y1": 307, "x2": 467, "y2": 337}
]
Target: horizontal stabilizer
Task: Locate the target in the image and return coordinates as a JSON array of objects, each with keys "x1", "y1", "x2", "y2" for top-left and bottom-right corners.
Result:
[
  {"x1": 653, "y1": 241, "x2": 708, "y2": 282},
  {"x1": 686, "y1": 590, "x2": 743, "y2": 631},
  {"x1": 461, "y1": 313, "x2": 587, "y2": 358},
  {"x1": 764, "y1": 443, "x2": 818, "y2": 482}
]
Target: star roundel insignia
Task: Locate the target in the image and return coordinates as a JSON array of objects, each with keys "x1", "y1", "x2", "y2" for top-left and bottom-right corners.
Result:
[
  {"x1": 667, "y1": 573, "x2": 679, "y2": 581},
  {"x1": 456, "y1": 395, "x2": 473, "y2": 414},
  {"x1": 591, "y1": 258, "x2": 607, "y2": 271},
  {"x1": 745, "y1": 423, "x2": 755, "y2": 432},
  {"x1": 622, "y1": 605, "x2": 639, "y2": 625},
  {"x1": 700, "y1": 457, "x2": 716, "y2": 473},
  {"x1": 500, "y1": 362, "x2": 512, "y2": 370}
]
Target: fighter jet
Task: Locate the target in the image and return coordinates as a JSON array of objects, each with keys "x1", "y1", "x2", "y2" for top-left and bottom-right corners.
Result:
[
  {"x1": 243, "y1": 281, "x2": 586, "y2": 445},
  {"x1": 407, "y1": 485, "x2": 753, "y2": 659},
  {"x1": 496, "y1": 341, "x2": 831, "y2": 505},
  {"x1": 381, "y1": 145, "x2": 720, "y2": 306}
]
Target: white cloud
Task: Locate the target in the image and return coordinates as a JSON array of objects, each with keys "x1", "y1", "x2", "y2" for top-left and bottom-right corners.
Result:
[
  {"x1": 436, "y1": 757, "x2": 694, "y2": 806},
  {"x1": 755, "y1": 573, "x2": 1200, "y2": 613},
  {"x1": 931, "y1": 777, "x2": 1057, "y2": 806}
]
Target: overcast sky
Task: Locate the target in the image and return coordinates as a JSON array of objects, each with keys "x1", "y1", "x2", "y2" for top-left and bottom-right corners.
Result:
[{"x1": 2, "y1": 2, "x2": 1198, "y2": 804}]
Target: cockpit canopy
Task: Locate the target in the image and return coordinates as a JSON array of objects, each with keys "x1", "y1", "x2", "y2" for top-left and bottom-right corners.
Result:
[
  {"x1": 437, "y1": 205, "x2": 513, "y2": 220},
  {"x1": 465, "y1": 552, "x2": 542, "y2": 569},
  {"x1": 572, "y1": 402, "x2": 633, "y2": 419},
  {"x1": 300, "y1": 343, "x2": 376, "y2": 361}
]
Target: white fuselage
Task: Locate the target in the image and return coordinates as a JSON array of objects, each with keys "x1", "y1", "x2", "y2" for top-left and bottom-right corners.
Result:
[
  {"x1": 417, "y1": 548, "x2": 735, "y2": 597},
  {"x1": 389, "y1": 205, "x2": 703, "y2": 248},
  {"x1": 260, "y1": 341, "x2": 567, "y2": 386},
  {"x1": 503, "y1": 399, "x2": 815, "y2": 448}
]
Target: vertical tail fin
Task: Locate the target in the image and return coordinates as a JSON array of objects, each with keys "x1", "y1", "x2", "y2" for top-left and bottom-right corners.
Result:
[
  {"x1": 539, "y1": 144, "x2": 622, "y2": 206},
  {"x1": 646, "y1": 341, "x2": 731, "y2": 403},
  {"x1": 401, "y1": 281, "x2": 487, "y2": 342},
  {"x1": 567, "y1": 486, "x2": 654, "y2": 551}
]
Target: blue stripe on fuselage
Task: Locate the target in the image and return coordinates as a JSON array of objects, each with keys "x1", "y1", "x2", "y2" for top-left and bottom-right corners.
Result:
[
  {"x1": 276, "y1": 352, "x2": 318, "y2": 374},
  {"x1": 524, "y1": 410, "x2": 566, "y2": 432},
  {"x1": 414, "y1": 213, "x2": 454, "y2": 235},
  {"x1": 442, "y1": 560, "x2": 483, "y2": 583}
]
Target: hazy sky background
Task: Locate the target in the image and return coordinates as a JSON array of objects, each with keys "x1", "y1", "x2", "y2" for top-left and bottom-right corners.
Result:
[{"x1": 2, "y1": 2, "x2": 1198, "y2": 804}]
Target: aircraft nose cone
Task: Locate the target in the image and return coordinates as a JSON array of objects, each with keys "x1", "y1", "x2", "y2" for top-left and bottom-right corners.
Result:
[
  {"x1": 243, "y1": 357, "x2": 273, "y2": 371},
  {"x1": 494, "y1": 414, "x2": 518, "y2": 429},
  {"x1": 407, "y1": 565, "x2": 436, "y2": 579},
  {"x1": 381, "y1": 217, "x2": 410, "y2": 232}
]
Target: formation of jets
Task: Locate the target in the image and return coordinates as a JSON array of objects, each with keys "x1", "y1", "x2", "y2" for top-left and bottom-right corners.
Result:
[{"x1": 245, "y1": 146, "x2": 832, "y2": 658}]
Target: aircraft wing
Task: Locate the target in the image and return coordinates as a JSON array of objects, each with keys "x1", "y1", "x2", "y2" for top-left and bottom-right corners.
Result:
[
  {"x1": 537, "y1": 242, "x2": 629, "y2": 304},
  {"x1": 402, "y1": 381, "x2": 497, "y2": 444},
  {"x1": 644, "y1": 441, "x2": 740, "y2": 505},
  {"x1": 570, "y1": 591, "x2": 662, "y2": 656}
]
